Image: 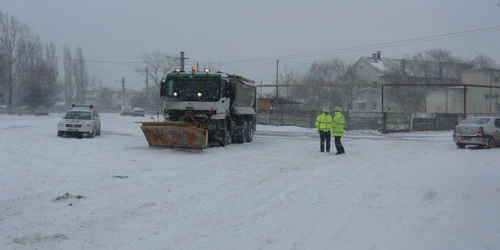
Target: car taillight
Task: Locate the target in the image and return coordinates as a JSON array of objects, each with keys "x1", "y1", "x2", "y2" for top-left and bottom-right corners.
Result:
[{"x1": 478, "y1": 126, "x2": 484, "y2": 135}]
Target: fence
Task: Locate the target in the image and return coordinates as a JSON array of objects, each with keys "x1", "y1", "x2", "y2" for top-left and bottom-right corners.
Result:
[{"x1": 256, "y1": 110, "x2": 498, "y2": 133}]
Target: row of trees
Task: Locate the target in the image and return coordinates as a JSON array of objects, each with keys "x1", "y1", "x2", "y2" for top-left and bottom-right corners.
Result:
[
  {"x1": 272, "y1": 49, "x2": 496, "y2": 113},
  {"x1": 0, "y1": 11, "x2": 60, "y2": 114},
  {"x1": 0, "y1": 11, "x2": 97, "y2": 114},
  {"x1": 62, "y1": 45, "x2": 94, "y2": 109}
]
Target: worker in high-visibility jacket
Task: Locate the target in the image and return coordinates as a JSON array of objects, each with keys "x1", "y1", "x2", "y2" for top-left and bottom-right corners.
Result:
[
  {"x1": 315, "y1": 108, "x2": 333, "y2": 152},
  {"x1": 332, "y1": 106, "x2": 346, "y2": 155}
]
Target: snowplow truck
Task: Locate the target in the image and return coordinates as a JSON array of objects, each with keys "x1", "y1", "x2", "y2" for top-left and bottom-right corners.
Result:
[{"x1": 138, "y1": 67, "x2": 257, "y2": 150}]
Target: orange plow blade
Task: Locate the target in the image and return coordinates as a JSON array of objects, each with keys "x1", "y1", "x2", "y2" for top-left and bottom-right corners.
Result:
[{"x1": 137, "y1": 121, "x2": 208, "y2": 150}]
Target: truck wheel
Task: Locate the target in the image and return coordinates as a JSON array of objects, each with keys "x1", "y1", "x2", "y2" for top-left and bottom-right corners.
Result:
[
  {"x1": 220, "y1": 129, "x2": 231, "y2": 147},
  {"x1": 233, "y1": 121, "x2": 247, "y2": 143},
  {"x1": 57, "y1": 131, "x2": 63, "y2": 137},
  {"x1": 246, "y1": 121, "x2": 254, "y2": 142}
]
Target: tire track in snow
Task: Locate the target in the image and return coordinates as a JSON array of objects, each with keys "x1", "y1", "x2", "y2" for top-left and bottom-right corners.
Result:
[{"x1": 248, "y1": 141, "x2": 426, "y2": 250}]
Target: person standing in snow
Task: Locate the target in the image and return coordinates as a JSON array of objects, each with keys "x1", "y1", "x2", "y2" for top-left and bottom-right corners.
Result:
[
  {"x1": 332, "y1": 106, "x2": 346, "y2": 155},
  {"x1": 315, "y1": 108, "x2": 333, "y2": 153}
]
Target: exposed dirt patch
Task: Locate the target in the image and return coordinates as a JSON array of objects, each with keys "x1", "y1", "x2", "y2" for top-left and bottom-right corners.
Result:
[
  {"x1": 113, "y1": 175, "x2": 129, "y2": 179},
  {"x1": 52, "y1": 192, "x2": 85, "y2": 202},
  {"x1": 13, "y1": 233, "x2": 68, "y2": 245}
]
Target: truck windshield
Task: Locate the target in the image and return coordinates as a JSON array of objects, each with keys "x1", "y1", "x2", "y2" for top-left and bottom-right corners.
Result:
[{"x1": 165, "y1": 77, "x2": 220, "y2": 102}]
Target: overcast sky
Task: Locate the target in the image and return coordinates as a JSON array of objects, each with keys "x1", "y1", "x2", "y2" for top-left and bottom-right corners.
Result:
[{"x1": 3, "y1": 0, "x2": 500, "y2": 92}]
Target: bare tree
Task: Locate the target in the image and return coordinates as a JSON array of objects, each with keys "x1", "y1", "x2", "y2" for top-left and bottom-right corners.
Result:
[
  {"x1": 0, "y1": 48, "x2": 5, "y2": 102},
  {"x1": 337, "y1": 63, "x2": 364, "y2": 117},
  {"x1": 0, "y1": 11, "x2": 30, "y2": 114},
  {"x1": 384, "y1": 53, "x2": 429, "y2": 112},
  {"x1": 300, "y1": 59, "x2": 345, "y2": 111},
  {"x1": 62, "y1": 46, "x2": 74, "y2": 109},
  {"x1": 97, "y1": 78, "x2": 104, "y2": 88},
  {"x1": 90, "y1": 76, "x2": 96, "y2": 89},
  {"x1": 135, "y1": 50, "x2": 179, "y2": 111},
  {"x1": 472, "y1": 53, "x2": 496, "y2": 69},
  {"x1": 23, "y1": 41, "x2": 58, "y2": 112},
  {"x1": 73, "y1": 46, "x2": 89, "y2": 103},
  {"x1": 135, "y1": 50, "x2": 179, "y2": 88},
  {"x1": 274, "y1": 65, "x2": 301, "y2": 100},
  {"x1": 384, "y1": 49, "x2": 474, "y2": 113},
  {"x1": 98, "y1": 87, "x2": 112, "y2": 109}
]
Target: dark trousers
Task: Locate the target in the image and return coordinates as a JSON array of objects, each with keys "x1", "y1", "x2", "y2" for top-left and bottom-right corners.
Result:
[
  {"x1": 334, "y1": 136, "x2": 345, "y2": 154},
  {"x1": 319, "y1": 131, "x2": 331, "y2": 152}
]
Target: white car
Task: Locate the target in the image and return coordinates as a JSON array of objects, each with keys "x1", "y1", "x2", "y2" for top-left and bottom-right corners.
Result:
[
  {"x1": 453, "y1": 116, "x2": 500, "y2": 149},
  {"x1": 57, "y1": 104, "x2": 101, "y2": 138}
]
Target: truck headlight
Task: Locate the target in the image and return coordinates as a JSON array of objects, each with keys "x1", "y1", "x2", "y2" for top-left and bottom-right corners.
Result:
[{"x1": 197, "y1": 93, "x2": 202, "y2": 97}]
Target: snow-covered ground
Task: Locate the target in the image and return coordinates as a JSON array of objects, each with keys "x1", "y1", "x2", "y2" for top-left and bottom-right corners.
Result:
[{"x1": 1, "y1": 113, "x2": 499, "y2": 250}]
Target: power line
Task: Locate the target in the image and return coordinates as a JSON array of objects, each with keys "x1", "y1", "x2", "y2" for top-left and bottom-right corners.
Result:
[
  {"x1": 217, "y1": 25, "x2": 500, "y2": 64},
  {"x1": 4, "y1": 24, "x2": 500, "y2": 65}
]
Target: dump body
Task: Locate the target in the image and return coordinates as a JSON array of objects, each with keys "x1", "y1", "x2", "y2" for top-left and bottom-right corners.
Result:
[{"x1": 138, "y1": 68, "x2": 257, "y2": 150}]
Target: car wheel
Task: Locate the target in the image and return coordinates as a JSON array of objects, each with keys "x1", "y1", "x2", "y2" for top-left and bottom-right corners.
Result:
[
  {"x1": 57, "y1": 131, "x2": 64, "y2": 137},
  {"x1": 456, "y1": 142, "x2": 465, "y2": 149},
  {"x1": 88, "y1": 128, "x2": 95, "y2": 138},
  {"x1": 486, "y1": 137, "x2": 495, "y2": 149}
]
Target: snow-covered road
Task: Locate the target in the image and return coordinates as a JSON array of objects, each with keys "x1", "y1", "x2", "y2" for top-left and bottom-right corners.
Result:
[{"x1": 1, "y1": 113, "x2": 499, "y2": 250}]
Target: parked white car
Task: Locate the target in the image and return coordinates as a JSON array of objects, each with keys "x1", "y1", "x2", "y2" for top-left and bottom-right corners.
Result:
[
  {"x1": 57, "y1": 104, "x2": 101, "y2": 138},
  {"x1": 453, "y1": 116, "x2": 500, "y2": 149}
]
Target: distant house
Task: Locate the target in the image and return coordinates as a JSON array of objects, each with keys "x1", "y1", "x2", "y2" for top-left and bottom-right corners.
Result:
[
  {"x1": 426, "y1": 68, "x2": 500, "y2": 114},
  {"x1": 256, "y1": 90, "x2": 303, "y2": 112},
  {"x1": 86, "y1": 87, "x2": 141, "y2": 111},
  {"x1": 351, "y1": 51, "x2": 467, "y2": 113},
  {"x1": 257, "y1": 91, "x2": 272, "y2": 111}
]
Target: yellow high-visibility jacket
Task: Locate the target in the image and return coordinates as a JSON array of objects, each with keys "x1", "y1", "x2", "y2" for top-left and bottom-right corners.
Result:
[
  {"x1": 332, "y1": 112, "x2": 346, "y2": 136},
  {"x1": 315, "y1": 113, "x2": 333, "y2": 132}
]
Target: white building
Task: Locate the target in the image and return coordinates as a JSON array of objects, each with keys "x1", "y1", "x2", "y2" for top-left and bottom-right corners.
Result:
[{"x1": 351, "y1": 51, "x2": 465, "y2": 113}]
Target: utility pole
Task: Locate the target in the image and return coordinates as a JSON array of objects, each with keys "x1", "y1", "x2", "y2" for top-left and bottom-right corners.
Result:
[
  {"x1": 122, "y1": 78, "x2": 126, "y2": 107},
  {"x1": 116, "y1": 78, "x2": 126, "y2": 107},
  {"x1": 179, "y1": 51, "x2": 189, "y2": 71},
  {"x1": 145, "y1": 67, "x2": 149, "y2": 110},
  {"x1": 276, "y1": 59, "x2": 279, "y2": 118},
  {"x1": 197, "y1": 62, "x2": 199, "y2": 72}
]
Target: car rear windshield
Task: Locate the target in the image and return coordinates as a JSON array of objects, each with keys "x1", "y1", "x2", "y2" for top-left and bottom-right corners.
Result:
[
  {"x1": 461, "y1": 117, "x2": 490, "y2": 125},
  {"x1": 65, "y1": 111, "x2": 92, "y2": 120}
]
